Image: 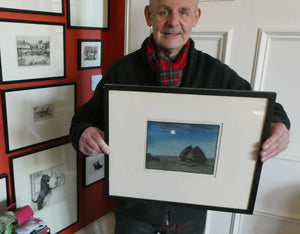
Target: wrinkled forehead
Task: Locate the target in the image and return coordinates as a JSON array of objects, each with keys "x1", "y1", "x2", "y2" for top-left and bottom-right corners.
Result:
[{"x1": 149, "y1": 0, "x2": 198, "y2": 8}]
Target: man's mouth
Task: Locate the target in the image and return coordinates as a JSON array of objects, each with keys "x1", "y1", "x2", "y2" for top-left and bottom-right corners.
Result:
[{"x1": 162, "y1": 31, "x2": 181, "y2": 36}]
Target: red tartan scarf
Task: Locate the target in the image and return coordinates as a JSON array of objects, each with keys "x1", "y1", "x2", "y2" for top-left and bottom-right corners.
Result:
[{"x1": 145, "y1": 36, "x2": 190, "y2": 87}]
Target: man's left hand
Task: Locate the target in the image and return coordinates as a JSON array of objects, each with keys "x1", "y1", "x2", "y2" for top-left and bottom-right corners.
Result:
[{"x1": 260, "y1": 123, "x2": 290, "y2": 162}]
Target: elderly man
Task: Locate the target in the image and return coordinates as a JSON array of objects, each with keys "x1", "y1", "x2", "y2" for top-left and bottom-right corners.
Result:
[{"x1": 70, "y1": 0, "x2": 290, "y2": 233}]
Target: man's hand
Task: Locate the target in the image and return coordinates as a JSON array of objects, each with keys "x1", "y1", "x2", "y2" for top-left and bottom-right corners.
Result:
[
  {"x1": 260, "y1": 123, "x2": 290, "y2": 162},
  {"x1": 78, "y1": 126, "x2": 110, "y2": 156}
]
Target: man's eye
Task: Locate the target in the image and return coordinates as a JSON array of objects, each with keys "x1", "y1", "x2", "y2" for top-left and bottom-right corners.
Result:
[
  {"x1": 181, "y1": 11, "x2": 188, "y2": 16},
  {"x1": 159, "y1": 11, "x2": 168, "y2": 16}
]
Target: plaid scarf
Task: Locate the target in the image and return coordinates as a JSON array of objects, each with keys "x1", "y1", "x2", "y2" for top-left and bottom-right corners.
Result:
[{"x1": 145, "y1": 36, "x2": 190, "y2": 87}]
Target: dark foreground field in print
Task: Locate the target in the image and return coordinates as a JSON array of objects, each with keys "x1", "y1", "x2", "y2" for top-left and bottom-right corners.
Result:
[{"x1": 146, "y1": 156, "x2": 215, "y2": 174}]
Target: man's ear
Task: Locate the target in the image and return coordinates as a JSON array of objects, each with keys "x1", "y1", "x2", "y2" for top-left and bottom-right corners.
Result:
[
  {"x1": 144, "y1": 5, "x2": 152, "y2": 27},
  {"x1": 193, "y1": 8, "x2": 201, "y2": 27}
]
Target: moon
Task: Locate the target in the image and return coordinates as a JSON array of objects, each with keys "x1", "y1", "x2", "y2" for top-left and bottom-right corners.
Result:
[{"x1": 170, "y1": 129, "x2": 176, "y2": 135}]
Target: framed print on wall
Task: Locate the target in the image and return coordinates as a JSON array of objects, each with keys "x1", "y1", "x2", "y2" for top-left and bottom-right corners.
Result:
[
  {"x1": 104, "y1": 84, "x2": 275, "y2": 214},
  {"x1": 10, "y1": 143, "x2": 78, "y2": 234},
  {"x1": 0, "y1": 0, "x2": 64, "y2": 15},
  {"x1": 84, "y1": 153, "x2": 105, "y2": 187},
  {"x1": 78, "y1": 39, "x2": 103, "y2": 70},
  {"x1": 1, "y1": 83, "x2": 76, "y2": 153},
  {"x1": 0, "y1": 19, "x2": 65, "y2": 84},
  {"x1": 67, "y1": 0, "x2": 109, "y2": 29},
  {"x1": 0, "y1": 174, "x2": 9, "y2": 213}
]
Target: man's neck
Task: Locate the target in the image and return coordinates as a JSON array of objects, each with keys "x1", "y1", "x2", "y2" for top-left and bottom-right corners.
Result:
[{"x1": 157, "y1": 47, "x2": 182, "y2": 58}]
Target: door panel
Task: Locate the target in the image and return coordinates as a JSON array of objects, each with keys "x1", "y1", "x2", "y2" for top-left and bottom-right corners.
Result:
[
  {"x1": 191, "y1": 29, "x2": 233, "y2": 64},
  {"x1": 253, "y1": 29, "x2": 300, "y2": 161},
  {"x1": 254, "y1": 159, "x2": 300, "y2": 220},
  {"x1": 237, "y1": 213, "x2": 300, "y2": 234}
]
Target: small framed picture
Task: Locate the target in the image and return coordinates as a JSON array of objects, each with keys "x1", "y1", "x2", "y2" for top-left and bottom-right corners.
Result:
[
  {"x1": 0, "y1": 174, "x2": 9, "y2": 213},
  {"x1": 0, "y1": 19, "x2": 65, "y2": 84},
  {"x1": 104, "y1": 84, "x2": 276, "y2": 214},
  {"x1": 78, "y1": 39, "x2": 103, "y2": 70},
  {"x1": 67, "y1": 0, "x2": 109, "y2": 29},
  {"x1": 84, "y1": 153, "x2": 105, "y2": 187},
  {"x1": 10, "y1": 143, "x2": 78, "y2": 233},
  {"x1": 0, "y1": 0, "x2": 64, "y2": 15},
  {"x1": 1, "y1": 83, "x2": 76, "y2": 153}
]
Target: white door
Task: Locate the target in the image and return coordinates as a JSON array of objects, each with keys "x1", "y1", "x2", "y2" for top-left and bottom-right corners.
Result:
[{"x1": 124, "y1": 0, "x2": 300, "y2": 233}]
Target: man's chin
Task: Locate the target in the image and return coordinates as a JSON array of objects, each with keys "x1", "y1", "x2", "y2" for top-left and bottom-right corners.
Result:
[{"x1": 161, "y1": 40, "x2": 185, "y2": 49}]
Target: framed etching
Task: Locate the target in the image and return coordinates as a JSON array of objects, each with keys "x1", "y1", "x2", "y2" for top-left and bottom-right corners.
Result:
[
  {"x1": 1, "y1": 83, "x2": 76, "y2": 153},
  {"x1": 67, "y1": 0, "x2": 109, "y2": 29},
  {"x1": 0, "y1": 19, "x2": 65, "y2": 84},
  {"x1": 0, "y1": 174, "x2": 9, "y2": 213},
  {"x1": 104, "y1": 84, "x2": 275, "y2": 214},
  {"x1": 0, "y1": 0, "x2": 64, "y2": 15},
  {"x1": 10, "y1": 143, "x2": 78, "y2": 233},
  {"x1": 78, "y1": 39, "x2": 103, "y2": 70},
  {"x1": 84, "y1": 153, "x2": 105, "y2": 187}
]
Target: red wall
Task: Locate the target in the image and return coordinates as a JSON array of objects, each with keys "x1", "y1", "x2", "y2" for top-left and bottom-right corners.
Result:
[{"x1": 0, "y1": 0, "x2": 125, "y2": 232}]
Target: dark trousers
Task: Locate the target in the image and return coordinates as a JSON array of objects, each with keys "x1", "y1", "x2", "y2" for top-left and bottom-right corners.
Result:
[{"x1": 114, "y1": 214, "x2": 206, "y2": 234}]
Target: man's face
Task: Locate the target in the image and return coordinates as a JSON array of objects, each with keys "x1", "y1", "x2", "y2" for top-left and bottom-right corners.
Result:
[{"x1": 145, "y1": 0, "x2": 201, "y2": 57}]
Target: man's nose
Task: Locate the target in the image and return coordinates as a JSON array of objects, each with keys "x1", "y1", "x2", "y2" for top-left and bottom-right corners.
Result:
[{"x1": 167, "y1": 13, "x2": 180, "y2": 26}]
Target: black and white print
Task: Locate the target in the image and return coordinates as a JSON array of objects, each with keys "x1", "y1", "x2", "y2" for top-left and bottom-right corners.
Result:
[{"x1": 17, "y1": 36, "x2": 50, "y2": 66}]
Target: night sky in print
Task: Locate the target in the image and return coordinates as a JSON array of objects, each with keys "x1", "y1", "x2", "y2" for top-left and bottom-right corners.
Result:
[{"x1": 146, "y1": 120, "x2": 221, "y2": 174}]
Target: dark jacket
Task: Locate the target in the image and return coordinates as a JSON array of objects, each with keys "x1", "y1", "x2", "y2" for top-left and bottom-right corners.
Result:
[
  {"x1": 69, "y1": 38, "x2": 290, "y2": 228},
  {"x1": 70, "y1": 39, "x2": 290, "y2": 149}
]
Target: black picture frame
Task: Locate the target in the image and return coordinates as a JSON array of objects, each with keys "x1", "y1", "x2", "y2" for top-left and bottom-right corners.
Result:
[
  {"x1": 1, "y1": 83, "x2": 76, "y2": 153},
  {"x1": 0, "y1": 18, "x2": 66, "y2": 84},
  {"x1": 0, "y1": 173, "x2": 10, "y2": 213},
  {"x1": 9, "y1": 142, "x2": 78, "y2": 233},
  {"x1": 78, "y1": 39, "x2": 103, "y2": 70},
  {"x1": 104, "y1": 84, "x2": 276, "y2": 214},
  {"x1": 67, "y1": 0, "x2": 109, "y2": 30},
  {"x1": 0, "y1": 0, "x2": 64, "y2": 16},
  {"x1": 83, "y1": 153, "x2": 105, "y2": 187}
]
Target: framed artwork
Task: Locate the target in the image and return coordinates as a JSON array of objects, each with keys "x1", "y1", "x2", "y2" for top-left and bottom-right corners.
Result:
[
  {"x1": 0, "y1": 0, "x2": 64, "y2": 15},
  {"x1": 1, "y1": 83, "x2": 76, "y2": 153},
  {"x1": 78, "y1": 39, "x2": 103, "y2": 70},
  {"x1": 104, "y1": 84, "x2": 275, "y2": 214},
  {"x1": 84, "y1": 153, "x2": 105, "y2": 187},
  {"x1": 67, "y1": 0, "x2": 109, "y2": 29},
  {"x1": 0, "y1": 19, "x2": 65, "y2": 84},
  {"x1": 10, "y1": 143, "x2": 78, "y2": 233},
  {"x1": 0, "y1": 174, "x2": 9, "y2": 213}
]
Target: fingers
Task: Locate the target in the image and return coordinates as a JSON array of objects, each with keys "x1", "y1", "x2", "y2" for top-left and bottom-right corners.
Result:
[
  {"x1": 260, "y1": 123, "x2": 290, "y2": 162},
  {"x1": 78, "y1": 127, "x2": 110, "y2": 156}
]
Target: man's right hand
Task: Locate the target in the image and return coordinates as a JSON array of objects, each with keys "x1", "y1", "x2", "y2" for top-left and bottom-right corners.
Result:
[{"x1": 78, "y1": 126, "x2": 110, "y2": 156}]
